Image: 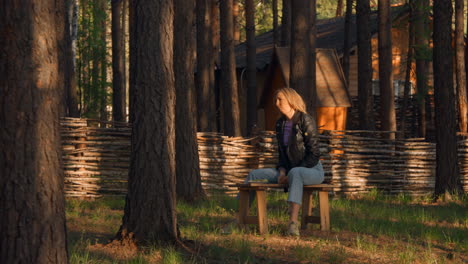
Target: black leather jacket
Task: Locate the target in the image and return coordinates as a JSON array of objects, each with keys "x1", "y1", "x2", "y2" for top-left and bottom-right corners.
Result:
[{"x1": 275, "y1": 111, "x2": 320, "y2": 172}]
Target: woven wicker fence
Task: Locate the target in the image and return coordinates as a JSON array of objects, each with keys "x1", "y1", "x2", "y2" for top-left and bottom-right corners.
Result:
[{"x1": 61, "y1": 118, "x2": 468, "y2": 197}]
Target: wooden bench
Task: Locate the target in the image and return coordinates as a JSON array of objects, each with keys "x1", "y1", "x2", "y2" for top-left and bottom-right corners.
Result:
[{"x1": 231, "y1": 183, "x2": 335, "y2": 234}]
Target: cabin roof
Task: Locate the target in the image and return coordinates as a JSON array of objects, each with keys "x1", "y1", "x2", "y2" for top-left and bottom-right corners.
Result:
[
  {"x1": 234, "y1": 5, "x2": 409, "y2": 70},
  {"x1": 260, "y1": 47, "x2": 351, "y2": 108}
]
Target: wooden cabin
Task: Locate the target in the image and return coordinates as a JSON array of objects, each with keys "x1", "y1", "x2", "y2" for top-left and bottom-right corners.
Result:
[
  {"x1": 259, "y1": 47, "x2": 351, "y2": 132},
  {"x1": 234, "y1": 5, "x2": 412, "y2": 133}
]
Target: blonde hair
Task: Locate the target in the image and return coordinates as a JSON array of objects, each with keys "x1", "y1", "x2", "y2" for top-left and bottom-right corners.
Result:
[{"x1": 274, "y1": 87, "x2": 307, "y2": 113}]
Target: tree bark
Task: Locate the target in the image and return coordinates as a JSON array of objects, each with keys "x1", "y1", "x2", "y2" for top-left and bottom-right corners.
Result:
[
  {"x1": 174, "y1": 0, "x2": 204, "y2": 201},
  {"x1": 433, "y1": 0, "x2": 462, "y2": 196},
  {"x1": 197, "y1": 0, "x2": 214, "y2": 132},
  {"x1": 94, "y1": 0, "x2": 108, "y2": 121},
  {"x1": 220, "y1": 0, "x2": 241, "y2": 136},
  {"x1": 414, "y1": 0, "x2": 429, "y2": 138},
  {"x1": 210, "y1": 0, "x2": 220, "y2": 131},
  {"x1": 400, "y1": 0, "x2": 414, "y2": 138},
  {"x1": 0, "y1": 1, "x2": 68, "y2": 263},
  {"x1": 342, "y1": 0, "x2": 353, "y2": 85},
  {"x1": 122, "y1": 0, "x2": 127, "y2": 111},
  {"x1": 378, "y1": 0, "x2": 396, "y2": 138},
  {"x1": 290, "y1": 0, "x2": 310, "y2": 106},
  {"x1": 233, "y1": 0, "x2": 240, "y2": 44},
  {"x1": 356, "y1": 0, "x2": 375, "y2": 130},
  {"x1": 129, "y1": 0, "x2": 136, "y2": 123},
  {"x1": 455, "y1": 0, "x2": 467, "y2": 133},
  {"x1": 117, "y1": 0, "x2": 178, "y2": 243},
  {"x1": 112, "y1": 0, "x2": 126, "y2": 122},
  {"x1": 336, "y1": 0, "x2": 344, "y2": 17},
  {"x1": 65, "y1": 0, "x2": 80, "y2": 117},
  {"x1": 281, "y1": 0, "x2": 291, "y2": 47},
  {"x1": 272, "y1": 0, "x2": 279, "y2": 46},
  {"x1": 246, "y1": 0, "x2": 257, "y2": 134},
  {"x1": 308, "y1": 0, "x2": 317, "y2": 118}
]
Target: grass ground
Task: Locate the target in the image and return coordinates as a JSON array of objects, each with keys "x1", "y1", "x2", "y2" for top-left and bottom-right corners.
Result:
[{"x1": 67, "y1": 190, "x2": 467, "y2": 263}]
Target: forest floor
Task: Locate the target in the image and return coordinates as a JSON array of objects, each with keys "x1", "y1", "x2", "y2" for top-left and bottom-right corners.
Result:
[{"x1": 66, "y1": 190, "x2": 467, "y2": 264}]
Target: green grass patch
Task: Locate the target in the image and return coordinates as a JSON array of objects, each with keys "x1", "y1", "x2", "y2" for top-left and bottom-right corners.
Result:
[{"x1": 66, "y1": 191, "x2": 467, "y2": 264}]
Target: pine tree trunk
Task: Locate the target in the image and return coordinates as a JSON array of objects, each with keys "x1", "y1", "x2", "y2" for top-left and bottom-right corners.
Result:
[
  {"x1": 117, "y1": 0, "x2": 178, "y2": 243},
  {"x1": 175, "y1": 0, "x2": 204, "y2": 201},
  {"x1": 233, "y1": 0, "x2": 240, "y2": 44},
  {"x1": 197, "y1": 0, "x2": 213, "y2": 132},
  {"x1": 433, "y1": 0, "x2": 462, "y2": 196},
  {"x1": 342, "y1": 0, "x2": 353, "y2": 85},
  {"x1": 129, "y1": 0, "x2": 136, "y2": 123},
  {"x1": 414, "y1": 0, "x2": 429, "y2": 138},
  {"x1": 281, "y1": 0, "x2": 291, "y2": 47},
  {"x1": 455, "y1": 0, "x2": 467, "y2": 133},
  {"x1": 220, "y1": 0, "x2": 241, "y2": 136},
  {"x1": 65, "y1": 0, "x2": 80, "y2": 117},
  {"x1": 122, "y1": 0, "x2": 127, "y2": 112},
  {"x1": 0, "y1": 1, "x2": 68, "y2": 263},
  {"x1": 308, "y1": 0, "x2": 317, "y2": 118},
  {"x1": 112, "y1": 0, "x2": 126, "y2": 122},
  {"x1": 272, "y1": 0, "x2": 279, "y2": 46},
  {"x1": 99, "y1": 0, "x2": 108, "y2": 121},
  {"x1": 210, "y1": 0, "x2": 220, "y2": 131},
  {"x1": 400, "y1": 0, "x2": 414, "y2": 138},
  {"x1": 336, "y1": 0, "x2": 344, "y2": 17},
  {"x1": 290, "y1": 0, "x2": 310, "y2": 105},
  {"x1": 356, "y1": 0, "x2": 375, "y2": 130},
  {"x1": 246, "y1": 0, "x2": 257, "y2": 134},
  {"x1": 378, "y1": 0, "x2": 396, "y2": 138}
]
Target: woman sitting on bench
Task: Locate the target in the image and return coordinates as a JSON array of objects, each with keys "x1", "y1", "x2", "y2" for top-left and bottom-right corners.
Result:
[{"x1": 244, "y1": 87, "x2": 324, "y2": 236}]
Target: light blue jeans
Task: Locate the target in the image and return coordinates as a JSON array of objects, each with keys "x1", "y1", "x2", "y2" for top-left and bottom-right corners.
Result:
[{"x1": 244, "y1": 161, "x2": 324, "y2": 205}]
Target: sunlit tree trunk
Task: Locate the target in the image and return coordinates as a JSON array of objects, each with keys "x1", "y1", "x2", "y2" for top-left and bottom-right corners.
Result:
[
  {"x1": 336, "y1": 0, "x2": 344, "y2": 17},
  {"x1": 116, "y1": 0, "x2": 178, "y2": 243},
  {"x1": 378, "y1": 0, "x2": 396, "y2": 138},
  {"x1": 220, "y1": 0, "x2": 241, "y2": 136},
  {"x1": 290, "y1": 0, "x2": 310, "y2": 106},
  {"x1": 433, "y1": 0, "x2": 462, "y2": 197},
  {"x1": 0, "y1": 1, "x2": 68, "y2": 262},
  {"x1": 455, "y1": 0, "x2": 467, "y2": 133},
  {"x1": 356, "y1": 0, "x2": 375, "y2": 130},
  {"x1": 233, "y1": 0, "x2": 240, "y2": 44}
]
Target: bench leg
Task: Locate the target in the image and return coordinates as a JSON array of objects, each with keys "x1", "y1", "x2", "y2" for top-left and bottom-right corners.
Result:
[
  {"x1": 238, "y1": 190, "x2": 250, "y2": 226},
  {"x1": 256, "y1": 190, "x2": 268, "y2": 234},
  {"x1": 319, "y1": 191, "x2": 330, "y2": 231},
  {"x1": 301, "y1": 189, "x2": 313, "y2": 229}
]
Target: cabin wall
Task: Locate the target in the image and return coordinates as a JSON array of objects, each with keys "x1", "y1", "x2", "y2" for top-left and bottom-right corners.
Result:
[{"x1": 316, "y1": 107, "x2": 348, "y2": 132}]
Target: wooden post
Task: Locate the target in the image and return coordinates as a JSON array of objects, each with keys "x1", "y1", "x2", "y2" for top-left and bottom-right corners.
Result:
[
  {"x1": 319, "y1": 191, "x2": 330, "y2": 231},
  {"x1": 301, "y1": 189, "x2": 313, "y2": 229},
  {"x1": 256, "y1": 189, "x2": 268, "y2": 234},
  {"x1": 238, "y1": 189, "x2": 250, "y2": 225}
]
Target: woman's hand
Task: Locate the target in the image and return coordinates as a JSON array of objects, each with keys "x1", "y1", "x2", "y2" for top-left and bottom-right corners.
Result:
[{"x1": 278, "y1": 169, "x2": 288, "y2": 184}]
